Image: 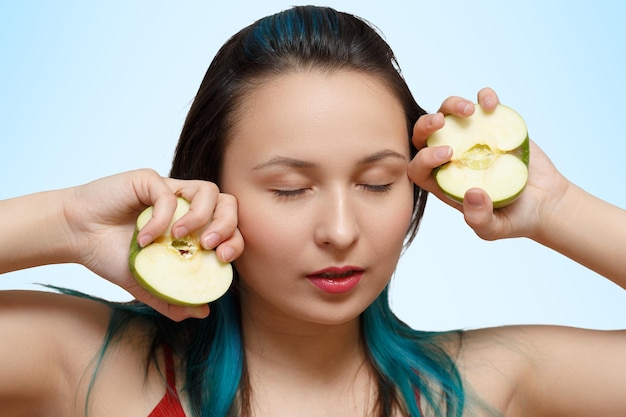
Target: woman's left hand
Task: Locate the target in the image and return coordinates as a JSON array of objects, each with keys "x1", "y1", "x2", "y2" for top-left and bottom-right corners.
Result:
[{"x1": 408, "y1": 87, "x2": 570, "y2": 242}]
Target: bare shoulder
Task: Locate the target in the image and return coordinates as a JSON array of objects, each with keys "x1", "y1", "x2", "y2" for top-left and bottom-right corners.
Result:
[
  {"x1": 0, "y1": 289, "x2": 164, "y2": 416},
  {"x1": 0, "y1": 289, "x2": 113, "y2": 346},
  {"x1": 0, "y1": 287, "x2": 111, "y2": 318},
  {"x1": 0, "y1": 289, "x2": 177, "y2": 416},
  {"x1": 0, "y1": 289, "x2": 113, "y2": 353},
  {"x1": 454, "y1": 325, "x2": 626, "y2": 417},
  {"x1": 0, "y1": 290, "x2": 111, "y2": 413}
]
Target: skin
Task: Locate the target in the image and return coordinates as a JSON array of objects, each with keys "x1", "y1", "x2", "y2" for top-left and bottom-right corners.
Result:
[
  {"x1": 222, "y1": 70, "x2": 413, "y2": 325},
  {"x1": 220, "y1": 70, "x2": 414, "y2": 415},
  {"x1": 0, "y1": 72, "x2": 625, "y2": 416}
]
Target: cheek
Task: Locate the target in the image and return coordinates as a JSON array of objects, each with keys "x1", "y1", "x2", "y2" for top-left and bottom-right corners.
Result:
[
  {"x1": 232, "y1": 201, "x2": 301, "y2": 274},
  {"x1": 371, "y1": 199, "x2": 414, "y2": 282},
  {"x1": 376, "y1": 183, "x2": 415, "y2": 240},
  {"x1": 369, "y1": 196, "x2": 415, "y2": 279},
  {"x1": 378, "y1": 202, "x2": 414, "y2": 254}
]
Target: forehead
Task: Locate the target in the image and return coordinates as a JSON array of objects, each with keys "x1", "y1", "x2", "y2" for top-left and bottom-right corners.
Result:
[{"x1": 226, "y1": 69, "x2": 409, "y2": 163}]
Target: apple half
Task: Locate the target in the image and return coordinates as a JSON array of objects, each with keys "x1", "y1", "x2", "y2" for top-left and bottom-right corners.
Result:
[
  {"x1": 128, "y1": 197, "x2": 233, "y2": 306},
  {"x1": 426, "y1": 103, "x2": 530, "y2": 208}
]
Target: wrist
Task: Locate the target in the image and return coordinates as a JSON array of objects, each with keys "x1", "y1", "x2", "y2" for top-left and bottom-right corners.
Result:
[
  {"x1": 57, "y1": 186, "x2": 86, "y2": 265},
  {"x1": 531, "y1": 180, "x2": 626, "y2": 282},
  {"x1": 0, "y1": 188, "x2": 78, "y2": 274},
  {"x1": 530, "y1": 179, "x2": 580, "y2": 247}
]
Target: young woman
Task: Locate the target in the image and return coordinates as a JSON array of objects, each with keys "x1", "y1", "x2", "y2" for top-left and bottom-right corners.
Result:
[{"x1": 1, "y1": 5, "x2": 625, "y2": 417}]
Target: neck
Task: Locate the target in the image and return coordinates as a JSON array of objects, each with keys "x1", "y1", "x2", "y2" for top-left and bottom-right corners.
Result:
[
  {"x1": 239, "y1": 293, "x2": 377, "y2": 416},
  {"x1": 241, "y1": 301, "x2": 366, "y2": 379}
]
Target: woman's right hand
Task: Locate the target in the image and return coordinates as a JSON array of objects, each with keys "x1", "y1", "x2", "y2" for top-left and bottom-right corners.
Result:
[
  {"x1": 408, "y1": 89, "x2": 626, "y2": 282},
  {"x1": 61, "y1": 169, "x2": 242, "y2": 320},
  {"x1": 408, "y1": 88, "x2": 569, "y2": 242}
]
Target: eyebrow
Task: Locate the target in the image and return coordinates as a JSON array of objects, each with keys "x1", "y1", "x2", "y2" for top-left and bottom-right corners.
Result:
[{"x1": 253, "y1": 149, "x2": 407, "y2": 170}]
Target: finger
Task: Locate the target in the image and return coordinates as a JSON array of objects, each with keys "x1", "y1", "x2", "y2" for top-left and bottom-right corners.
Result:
[
  {"x1": 407, "y1": 146, "x2": 464, "y2": 212},
  {"x1": 437, "y1": 95, "x2": 475, "y2": 117},
  {"x1": 214, "y1": 228, "x2": 244, "y2": 263},
  {"x1": 407, "y1": 145, "x2": 452, "y2": 190},
  {"x1": 133, "y1": 172, "x2": 180, "y2": 247},
  {"x1": 412, "y1": 112, "x2": 444, "y2": 149},
  {"x1": 477, "y1": 87, "x2": 500, "y2": 111},
  {"x1": 136, "y1": 200, "x2": 178, "y2": 247},
  {"x1": 462, "y1": 188, "x2": 499, "y2": 241},
  {"x1": 199, "y1": 193, "x2": 239, "y2": 250},
  {"x1": 167, "y1": 180, "x2": 221, "y2": 239}
]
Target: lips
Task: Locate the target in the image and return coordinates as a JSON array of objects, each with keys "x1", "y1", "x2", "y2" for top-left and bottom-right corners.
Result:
[
  {"x1": 315, "y1": 270, "x2": 357, "y2": 279},
  {"x1": 306, "y1": 266, "x2": 364, "y2": 294}
]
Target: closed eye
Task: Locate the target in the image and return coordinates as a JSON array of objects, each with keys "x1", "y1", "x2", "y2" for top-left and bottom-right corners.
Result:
[
  {"x1": 273, "y1": 184, "x2": 392, "y2": 198},
  {"x1": 272, "y1": 188, "x2": 310, "y2": 198},
  {"x1": 360, "y1": 184, "x2": 393, "y2": 193}
]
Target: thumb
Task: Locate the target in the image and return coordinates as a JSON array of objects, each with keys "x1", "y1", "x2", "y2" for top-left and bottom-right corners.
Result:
[{"x1": 463, "y1": 188, "x2": 499, "y2": 241}]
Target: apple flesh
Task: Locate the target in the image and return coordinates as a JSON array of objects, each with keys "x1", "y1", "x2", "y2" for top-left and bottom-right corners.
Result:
[
  {"x1": 128, "y1": 197, "x2": 233, "y2": 306},
  {"x1": 426, "y1": 104, "x2": 530, "y2": 208}
]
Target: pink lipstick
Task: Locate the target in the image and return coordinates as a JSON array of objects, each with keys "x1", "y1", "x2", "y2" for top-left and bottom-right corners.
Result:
[{"x1": 306, "y1": 266, "x2": 364, "y2": 294}]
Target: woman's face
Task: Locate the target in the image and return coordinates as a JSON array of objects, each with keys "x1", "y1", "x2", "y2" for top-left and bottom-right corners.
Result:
[{"x1": 221, "y1": 70, "x2": 414, "y2": 327}]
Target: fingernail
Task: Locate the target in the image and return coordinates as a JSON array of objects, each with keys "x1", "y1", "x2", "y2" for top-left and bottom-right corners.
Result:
[
  {"x1": 459, "y1": 102, "x2": 472, "y2": 115},
  {"x1": 220, "y1": 247, "x2": 235, "y2": 263},
  {"x1": 138, "y1": 233, "x2": 153, "y2": 247},
  {"x1": 435, "y1": 146, "x2": 452, "y2": 161},
  {"x1": 173, "y1": 226, "x2": 189, "y2": 239},
  {"x1": 203, "y1": 232, "x2": 220, "y2": 249},
  {"x1": 430, "y1": 112, "x2": 443, "y2": 127},
  {"x1": 465, "y1": 191, "x2": 484, "y2": 207}
]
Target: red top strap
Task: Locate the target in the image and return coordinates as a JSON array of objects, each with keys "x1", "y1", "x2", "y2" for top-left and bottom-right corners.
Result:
[{"x1": 147, "y1": 345, "x2": 187, "y2": 417}]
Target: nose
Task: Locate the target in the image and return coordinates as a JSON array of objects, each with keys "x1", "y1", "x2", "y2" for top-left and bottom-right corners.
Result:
[{"x1": 313, "y1": 188, "x2": 360, "y2": 250}]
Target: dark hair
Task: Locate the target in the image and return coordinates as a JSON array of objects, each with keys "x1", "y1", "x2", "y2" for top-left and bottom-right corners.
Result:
[{"x1": 94, "y1": 6, "x2": 465, "y2": 417}]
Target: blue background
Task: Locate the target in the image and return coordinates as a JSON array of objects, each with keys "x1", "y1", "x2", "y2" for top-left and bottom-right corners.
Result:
[{"x1": 1, "y1": 1, "x2": 625, "y2": 330}]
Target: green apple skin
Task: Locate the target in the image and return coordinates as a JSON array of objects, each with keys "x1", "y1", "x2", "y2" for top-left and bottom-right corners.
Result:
[
  {"x1": 128, "y1": 197, "x2": 233, "y2": 306},
  {"x1": 427, "y1": 104, "x2": 530, "y2": 209}
]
